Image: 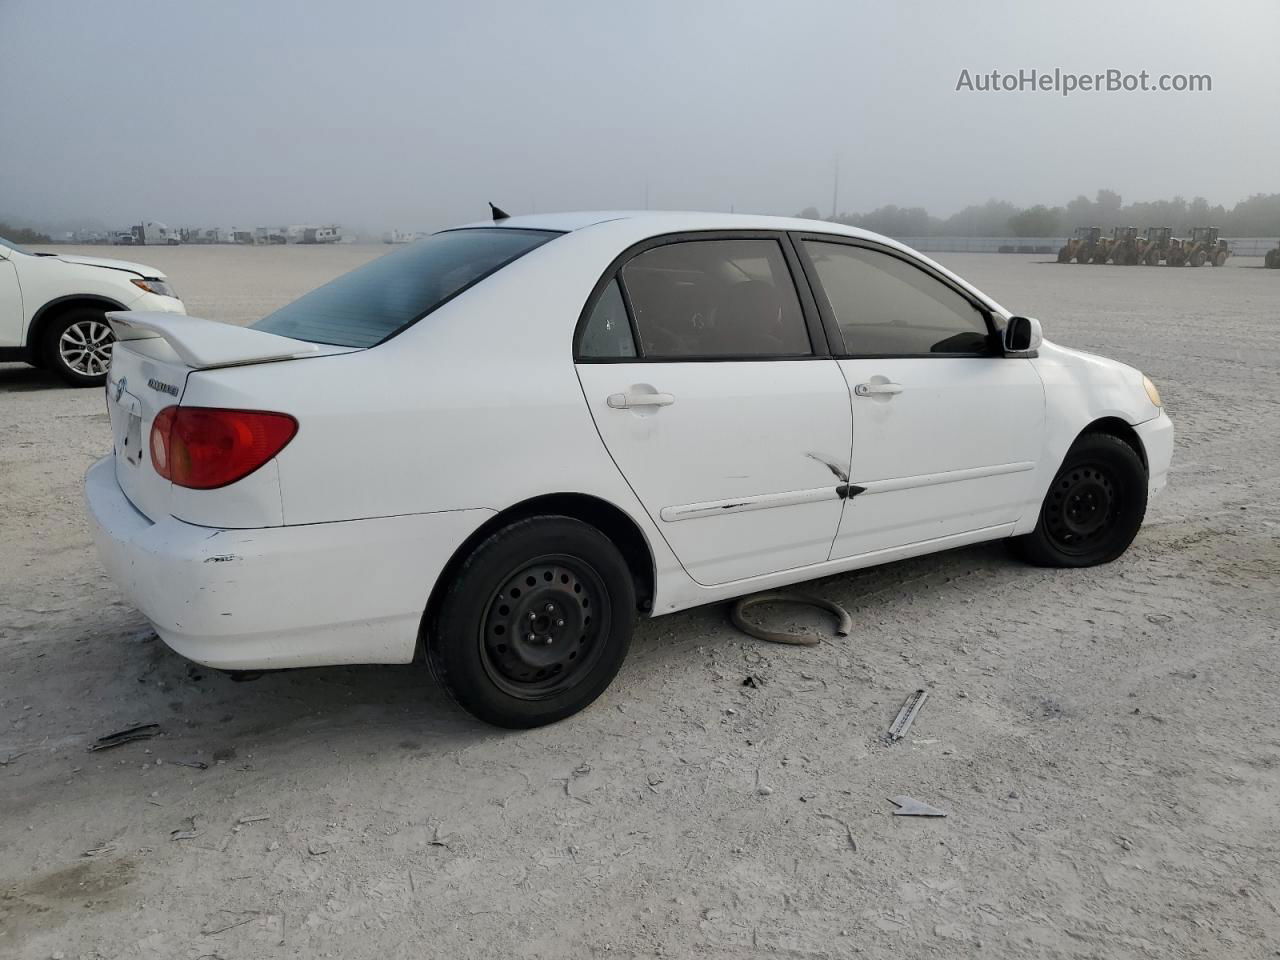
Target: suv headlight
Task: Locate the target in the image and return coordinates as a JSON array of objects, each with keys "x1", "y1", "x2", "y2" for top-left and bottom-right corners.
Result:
[
  {"x1": 131, "y1": 277, "x2": 178, "y2": 299},
  {"x1": 1143, "y1": 375, "x2": 1162, "y2": 408}
]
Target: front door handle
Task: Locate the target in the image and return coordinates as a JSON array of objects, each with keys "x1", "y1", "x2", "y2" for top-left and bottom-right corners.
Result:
[
  {"x1": 607, "y1": 391, "x2": 675, "y2": 409},
  {"x1": 854, "y1": 382, "x2": 903, "y2": 397}
]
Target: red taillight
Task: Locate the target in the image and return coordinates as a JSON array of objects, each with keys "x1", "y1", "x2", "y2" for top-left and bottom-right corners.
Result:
[{"x1": 150, "y1": 406, "x2": 298, "y2": 489}]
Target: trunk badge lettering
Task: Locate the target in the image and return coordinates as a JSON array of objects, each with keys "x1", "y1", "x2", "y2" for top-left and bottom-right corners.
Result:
[{"x1": 147, "y1": 378, "x2": 180, "y2": 397}]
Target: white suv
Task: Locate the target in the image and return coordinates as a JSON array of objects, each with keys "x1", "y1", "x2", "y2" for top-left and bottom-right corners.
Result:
[{"x1": 0, "y1": 235, "x2": 185, "y2": 386}]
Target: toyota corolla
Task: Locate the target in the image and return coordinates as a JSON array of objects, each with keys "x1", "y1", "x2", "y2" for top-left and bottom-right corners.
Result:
[{"x1": 85, "y1": 211, "x2": 1173, "y2": 727}]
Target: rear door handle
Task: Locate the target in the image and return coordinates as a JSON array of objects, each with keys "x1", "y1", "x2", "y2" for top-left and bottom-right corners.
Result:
[
  {"x1": 607, "y1": 391, "x2": 675, "y2": 409},
  {"x1": 854, "y1": 382, "x2": 903, "y2": 397}
]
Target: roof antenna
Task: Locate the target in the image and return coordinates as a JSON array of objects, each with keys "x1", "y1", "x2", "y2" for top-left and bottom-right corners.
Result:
[{"x1": 489, "y1": 202, "x2": 510, "y2": 222}]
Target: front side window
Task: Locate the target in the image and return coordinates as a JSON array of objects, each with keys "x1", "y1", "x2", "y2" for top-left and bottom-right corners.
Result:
[
  {"x1": 254, "y1": 228, "x2": 559, "y2": 348},
  {"x1": 803, "y1": 241, "x2": 992, "y2": 356},
  {"x1": 620, "y1": 239, "x2": 811, "y2": 359}
]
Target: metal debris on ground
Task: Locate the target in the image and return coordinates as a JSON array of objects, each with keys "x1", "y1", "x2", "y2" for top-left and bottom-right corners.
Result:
[
  {"x1": 171, "y1": 758, "x2": 209, "y2": 770},
  {"x1": 887, "y1": 689, "x2": 929, "y2": 742},
  {"x1": 889, "y1": 795, "x2": 948, "y2": 817},
  {"x1": 89, "y1": 723, "x2": 161, "y2": 752},
  {"x1": 237, "y1": 814, "x2": 271, "y2": 825},
  {"x1": 730, "y1": 592, "x2": 853, "y2": 647},
  {"x1": 82, "y1": 840, "x2": 119, "y2": 858}
]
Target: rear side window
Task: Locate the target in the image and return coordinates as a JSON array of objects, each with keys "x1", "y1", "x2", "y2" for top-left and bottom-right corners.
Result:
[
  {"x1": 620, "y1": 239, "x2": 811, "y2": 359},
  {"x1": 578, "y1": 280, "x2": 637, "y2": 359},
  {"x1": 803, "y1": 241, "x2": 992, "y2": 356},
  {"x1": 253, "y1": 228, "x2": 559, "y2": 348}
]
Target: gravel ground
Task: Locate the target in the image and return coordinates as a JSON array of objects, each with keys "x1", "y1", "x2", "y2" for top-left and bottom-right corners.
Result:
[{"x1": 2, "y1": 248, "x2": 1278, "y2": 959}]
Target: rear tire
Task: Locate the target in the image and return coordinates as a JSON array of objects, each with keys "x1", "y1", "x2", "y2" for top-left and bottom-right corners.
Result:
[
  {"x1": 1012, "y1": 433, "x2": 1148, "y2": 568},
  {"x1": 43, "y1": 307, "x2": 115, "y2": 386},
  {"x1": 427, "y1": 516, "x2": 636, "y2": 728}
]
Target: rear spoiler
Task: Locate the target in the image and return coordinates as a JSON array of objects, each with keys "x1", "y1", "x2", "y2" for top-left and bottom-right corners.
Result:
[{"x1": 106, "y1": 311, "x2": 321, "y2": 370}]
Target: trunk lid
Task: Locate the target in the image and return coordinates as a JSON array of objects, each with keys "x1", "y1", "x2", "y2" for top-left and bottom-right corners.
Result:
[{"x1": 103, "y1": 311, "x2": 349, "y2": 521}]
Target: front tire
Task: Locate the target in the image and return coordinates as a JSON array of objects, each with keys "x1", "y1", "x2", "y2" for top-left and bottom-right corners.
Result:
[
  {"x1": 428, "y1": 516, "x2": 636, "y2": 728},
  {"x1": 43, "y1": 307, "x2": 115, "y2": 386},
  {"x1": 1013, "y1": 433, "x2": 1148, "y2": 567}
]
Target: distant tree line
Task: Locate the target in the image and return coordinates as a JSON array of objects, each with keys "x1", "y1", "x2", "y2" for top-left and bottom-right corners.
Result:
[
  {"x1": 796, "y1": 191, "x2": 1280, "y2": 238},
  {"x1": 0, "y1": 220, "x2": 53, "y2": 244}
]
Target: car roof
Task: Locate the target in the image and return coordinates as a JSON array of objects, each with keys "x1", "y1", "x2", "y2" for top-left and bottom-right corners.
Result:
[
  {"x1": 453, "y1": 210, "x2": 880, "y2": 241},
  {"x1": 451, "y1": 210, "x2": 1011, "y2": 318}
]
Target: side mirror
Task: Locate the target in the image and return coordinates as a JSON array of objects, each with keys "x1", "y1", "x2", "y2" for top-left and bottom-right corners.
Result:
[{"x1": 1003, "y1": 315, "x2": 1043, "y2": 355}]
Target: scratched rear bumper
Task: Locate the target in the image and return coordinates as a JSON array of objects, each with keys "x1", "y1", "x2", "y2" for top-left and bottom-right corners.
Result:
[{"x1": 84, "y1": 456, "x2": 492, "y2": 669}]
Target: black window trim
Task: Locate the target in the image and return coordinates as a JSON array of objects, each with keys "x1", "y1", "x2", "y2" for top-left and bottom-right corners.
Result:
[
  {"x1": 573, "y1": 230, "x2": 833, "y2": 363},
  {"x1": 789, "y1": 231, "x2": 1004, "y2": 360}
]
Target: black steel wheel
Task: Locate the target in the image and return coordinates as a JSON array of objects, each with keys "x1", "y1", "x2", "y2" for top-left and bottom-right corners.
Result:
[
  {"x1": 1012, "y1": 433, "x2": 1148, "y2": 567},
  {"x1": 480, "y1": 556, "x2": 609, "y2": 700},
  {"x1": 428, "y1": 516, "x2": 636, "y2": 728}
]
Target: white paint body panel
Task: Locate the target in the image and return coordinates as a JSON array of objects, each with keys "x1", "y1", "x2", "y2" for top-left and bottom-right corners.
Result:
[
  {"x1": 107, "y1": 310, "x2": 320, "y2": 369},
  {"x1": 85, "y1": 457, "x2": 491, "y2": 667},
  {"x1": 576, "y1": 359, "x2": 852, "y2": 584},
  {"x1": 83, "y1": 211, "x2": 1174, "y2": 670},
  {"x1": 0, "y1": 257, "x2": 21, "y2": 343},
  {"x1": 833, "y1": 356, "x2": 1046, "y2": 556},
  {"x1": 0, "y1": 240, "x2": 184, "y2": 350}
]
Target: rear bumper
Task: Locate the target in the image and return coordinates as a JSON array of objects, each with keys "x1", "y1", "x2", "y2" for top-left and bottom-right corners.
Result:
[
  {"x1": 1135, "y1": 410, "x2": 1174, "y2": 498},
  {"x1": 84, "y1": 457, "x2": 492, "y2": 669}
]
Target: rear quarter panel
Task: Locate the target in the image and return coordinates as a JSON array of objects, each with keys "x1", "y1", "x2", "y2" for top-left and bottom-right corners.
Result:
[{"x1": 180, "y1": 229, "x2": 687, "y2": 600}]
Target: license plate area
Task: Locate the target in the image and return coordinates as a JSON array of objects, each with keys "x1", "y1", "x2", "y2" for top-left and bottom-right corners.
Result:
[{"x1": 111, "y1": 388, "x2": 144, "y2": 468}]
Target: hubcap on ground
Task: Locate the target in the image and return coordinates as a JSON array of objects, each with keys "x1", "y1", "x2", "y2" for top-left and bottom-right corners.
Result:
[
  {"x1": 480, "y1": 555, "x2": 608, "y2": 699},
  {"x1": 1045, "y1": 464, "x2": 1118, "y2": 551},
  {"x1": 60, "y1": 320, "x2": 114, "y2": 376}
]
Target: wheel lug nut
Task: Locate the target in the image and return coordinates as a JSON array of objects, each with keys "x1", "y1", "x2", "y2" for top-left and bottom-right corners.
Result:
[
  {"x1": 544, "y1": 603, "x2": 556, "y2": 613},
  {"x1": 555, "y1": 619, "x2": 565, "y2": 628},
  {"x1": 528, "y1": 612, "x2": 537, "y2": 621},
  {"x1": 526, "y1": 632, "x2": 536, "y2": 642}
]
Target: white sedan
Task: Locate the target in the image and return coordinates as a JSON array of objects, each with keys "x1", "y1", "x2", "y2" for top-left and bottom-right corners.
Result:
[
  {"x1": 0, "y1": 235, "x2": 184, "y2": 385},
  {"x1": 85, "y1": 211, "x2": 1173, "y2": 727}
]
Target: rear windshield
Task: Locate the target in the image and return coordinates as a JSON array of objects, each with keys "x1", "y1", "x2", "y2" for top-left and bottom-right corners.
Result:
[{"x1": 253, "y1": 228, "x2": 560, "y2": 347}]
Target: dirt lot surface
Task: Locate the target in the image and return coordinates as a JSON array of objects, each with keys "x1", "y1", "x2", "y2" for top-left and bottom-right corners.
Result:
[{"x1": 2, "y1": 247, "x2": 1278, "y2": 959}]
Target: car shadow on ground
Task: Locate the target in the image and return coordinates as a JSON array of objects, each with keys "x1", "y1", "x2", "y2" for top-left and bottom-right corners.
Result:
[
  {"x1": 0, "y1": 362, "x2": 74, "y2": 392},
  {"x1": 82, "y1": 539, "x2": 1026, "y2": 758}
]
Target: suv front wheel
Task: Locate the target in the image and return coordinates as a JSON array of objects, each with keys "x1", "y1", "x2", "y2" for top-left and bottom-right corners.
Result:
[{"x1": 44, "y1": 307, "x2": 115, "y2": 386}]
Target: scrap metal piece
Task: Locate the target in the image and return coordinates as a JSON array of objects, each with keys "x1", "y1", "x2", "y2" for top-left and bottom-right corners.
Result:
[
  {"x1": 89, "y1": 723, "x2": 160, "y2": 752},
  {"x1": 890, "y1": 795, "x2": 948, "y2": 817},
  {"x1": 730, "y1": 592, "x2": 852, "y2": 647},
  {"x1": 888, "y1": 689, "x2": 929, "y2": 741}
]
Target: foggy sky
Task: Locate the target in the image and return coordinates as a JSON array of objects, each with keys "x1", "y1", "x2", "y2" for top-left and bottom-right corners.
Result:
[{"x1": 2, "y1": 0, "x2": 1277, "y2": 233}]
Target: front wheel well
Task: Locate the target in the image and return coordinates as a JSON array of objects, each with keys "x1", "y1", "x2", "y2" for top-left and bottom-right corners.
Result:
[
  {"x1": 1078, "y1": 416, "x2": 1147, "y2": 469},
  {"x1": 26, "y1": 295, "x2": 127, "y2": 353},
  {"x1": 418, "y1": 493, "x2": 656, "y2": 657}
]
